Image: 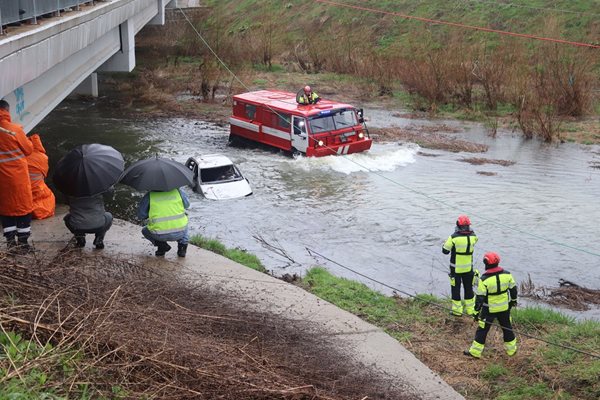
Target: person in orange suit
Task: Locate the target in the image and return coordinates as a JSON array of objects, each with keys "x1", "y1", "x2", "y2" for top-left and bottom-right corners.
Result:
[
  {"x1": 0, "y1": 99, "x2": 34, "y2": 252},
  {"x1": 26, "y1": 134, "x2": 55, "y2": 220}
]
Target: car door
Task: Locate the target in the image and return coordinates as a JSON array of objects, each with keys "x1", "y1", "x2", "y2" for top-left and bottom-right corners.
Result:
[{"x1": 291, "y1": 116, "x2": 308, "y2": 153}]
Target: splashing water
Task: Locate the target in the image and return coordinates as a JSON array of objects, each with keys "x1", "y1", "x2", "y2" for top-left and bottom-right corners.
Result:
[{"x1": 288, "y1": 144, "x2": 419, "y2": 174}]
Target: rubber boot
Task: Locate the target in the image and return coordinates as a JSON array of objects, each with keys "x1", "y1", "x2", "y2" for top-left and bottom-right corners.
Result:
[
  {"x1": 74, "y1": 235, "x2": 86, "y2": 248},
  {"x1": 16, "y1": 237, "x2": 32, "y2": 254},
  {"x1": 6, "y1": 239, "x2": 17, "y2": 254},
  {"x1": 155, "y1": 241, "x2": 172, "y2": 257},
  {"x1": 93, "y1": 235, "x2": 104, "y2": 250},
  {"x1": 177, "y1": 243, "x2": 188, "y2": 258}
]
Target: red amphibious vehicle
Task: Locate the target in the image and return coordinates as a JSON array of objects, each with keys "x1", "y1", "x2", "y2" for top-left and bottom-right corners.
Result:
[{"x1": 229, "y1": 90, "x2": 372, "y2": 157}]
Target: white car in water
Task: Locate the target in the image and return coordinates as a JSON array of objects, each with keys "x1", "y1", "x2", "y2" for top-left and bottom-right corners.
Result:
[{"x1": 185, "y1": 154, "x2": 252, "y2": 200}]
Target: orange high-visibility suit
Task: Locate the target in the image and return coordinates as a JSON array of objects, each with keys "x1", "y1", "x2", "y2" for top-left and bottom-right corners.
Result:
[
  {"x1": 26, "y1": 134, "x2": 55, "y2": 219},
  {"x1": 0, "y1": 108, "x2": 33, "y2": 217}
]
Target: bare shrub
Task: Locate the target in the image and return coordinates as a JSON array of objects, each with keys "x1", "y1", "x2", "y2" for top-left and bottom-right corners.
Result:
[
  {"x1": 298, "y1": 33, "x2": 328, "y2": 73},
  {"x1": 393, "y1": 29, "x2": 457, "y2": 110},
  {"x1": 471, "y1": 40, "x2": 519, "y2": 110},
  {"x1": 444, "y1": 34, "x2": 477, "y2": 108},
  {"x1": 0, "y1": 250, "x2": 412, "y2": 399},
  {"x1": 542, "y1": 45, "x2": 596, "y2": 117},
  {"x1": 510, "y1": 80, "x2": 564, "y2": 142}
]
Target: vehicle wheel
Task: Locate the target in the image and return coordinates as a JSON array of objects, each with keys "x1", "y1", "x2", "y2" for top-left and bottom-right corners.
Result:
[
  {"x1": 228, "y1": 134, "x2": 241, "y2": 147},
  {"x1": 291, "y1": 147, "x2": 302, "y2": 159}
]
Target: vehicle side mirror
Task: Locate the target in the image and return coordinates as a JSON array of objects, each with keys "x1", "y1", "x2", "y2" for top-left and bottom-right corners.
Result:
[{"x1": 357, "y1": 108, "x2": 365, "y2": 123}]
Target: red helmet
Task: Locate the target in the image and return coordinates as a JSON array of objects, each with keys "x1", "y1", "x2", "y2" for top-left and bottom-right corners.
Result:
[
  {"x1": 483, "y1": 252, "x2": 500, "y2": 266},
  {"x1": 456, "y1": 215, "x2": 471, "y2": 226},
  {"x1": 304, "y1": 85, "x2": 311, "y2": 94}
]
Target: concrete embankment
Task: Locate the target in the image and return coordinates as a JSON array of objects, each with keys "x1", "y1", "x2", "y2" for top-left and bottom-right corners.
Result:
[{"x1": 30, "y1": 208, "x2": 464, "y2": 400}]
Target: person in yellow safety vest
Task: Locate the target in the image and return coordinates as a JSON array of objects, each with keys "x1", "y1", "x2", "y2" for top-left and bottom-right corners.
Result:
[
  {"x1": 137, "y1": 187, "x2": 190, "y2": 257},
  {"x1": 297, "y1": 85, "x2": 320, "y2": 105},
  {"x1": 465, "y1": 251, "x2": 518, "y2": 358},
  {"x1": 443, "y1": 215, "x2": 479, "y2": 316}
]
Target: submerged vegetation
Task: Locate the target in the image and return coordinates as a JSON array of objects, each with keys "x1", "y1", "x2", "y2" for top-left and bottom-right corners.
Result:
[{"x1": 124, "y1": 0, "x2": 599, "y2": 143}]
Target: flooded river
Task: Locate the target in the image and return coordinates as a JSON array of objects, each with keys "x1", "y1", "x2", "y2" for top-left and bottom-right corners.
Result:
[{"x1": 37, "y1": 99, "x2": 600, "y2": 319}]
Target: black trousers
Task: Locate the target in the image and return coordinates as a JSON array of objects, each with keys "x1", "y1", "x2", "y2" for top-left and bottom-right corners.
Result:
[
  {"x1": 64, "y1": 213, "x2": 113, "y2": 241},
  {"x1": 475, "y1": 309, "x2": 515, "y2": 344},
  {"x1": 1, "y1": 214, "x2": 32, "y2": 243},
  {"x1": 450, "y1": 270, "x2": 474, "y2": 301}
]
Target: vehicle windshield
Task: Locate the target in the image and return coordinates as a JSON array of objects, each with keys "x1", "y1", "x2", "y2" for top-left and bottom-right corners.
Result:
[
  {"x1": 200, "y1": 165, "x2": 242, "y2": 183},
  {"x1": 308, "y1": 109, "x2": 358, "y2": 134}
]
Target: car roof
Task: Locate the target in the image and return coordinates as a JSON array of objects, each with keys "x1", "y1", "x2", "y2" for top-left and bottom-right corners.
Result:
[
  {"x1": 233, "y1": 90, "x2": 355, "y2": 117},
  {"x1": 195, "y1": 154, "x2": 234, "y2": 168}
]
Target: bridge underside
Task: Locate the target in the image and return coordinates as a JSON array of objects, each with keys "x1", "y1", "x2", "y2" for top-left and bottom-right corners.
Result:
[{"x1": 0, "y1": 0, "x2": 198, "y2": 133}]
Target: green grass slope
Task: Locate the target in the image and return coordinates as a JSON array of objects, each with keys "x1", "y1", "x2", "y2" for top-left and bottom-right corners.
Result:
[{"x1": 202, "y1": 0, "x2": 599, "y2": 48}]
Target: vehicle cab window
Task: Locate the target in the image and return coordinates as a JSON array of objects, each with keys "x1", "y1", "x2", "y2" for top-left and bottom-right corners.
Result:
[
  {"x1": 245, "y1": 104, "x2": 256, "y2": 120},
  {"x1": 277, "y1": 113, "x2": 291, "y2": 130},
  {"x1": 293, "y1": 117, "x2": 307, "y2": 136}
]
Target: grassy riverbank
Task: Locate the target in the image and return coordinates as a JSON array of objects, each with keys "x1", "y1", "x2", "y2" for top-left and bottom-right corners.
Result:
[
  {"x1": 189, "y1": 234, "x2": 267, "y2": 272},
  {"x1": 301, "y1": 267, "x2": 600, "y2": 400},
  {"x1": 104, "y1": 1, "x2": 600, "y2": 145},
  {"x1": 188, "y1": 237, "x2": 600, "y2": 400}
]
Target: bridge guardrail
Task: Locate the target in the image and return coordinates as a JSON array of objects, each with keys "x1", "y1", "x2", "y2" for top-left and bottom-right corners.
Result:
[{"x1": 1, "y1": 0, "x2": 93, "y2": 34}]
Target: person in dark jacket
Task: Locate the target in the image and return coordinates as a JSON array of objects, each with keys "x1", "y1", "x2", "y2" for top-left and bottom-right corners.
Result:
[
  {"x1": 63, "y1": 194, "x2": 112, "y2": 249},
  {"x1": 442, "y1": 215, "x2": 479, "y2": 316},
  {"x1": 465, "y1": 252, "x2": 518, "y2": 358}
]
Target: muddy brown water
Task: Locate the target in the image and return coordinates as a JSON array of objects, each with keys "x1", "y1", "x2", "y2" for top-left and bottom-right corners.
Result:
[{"x1": 37, "y1": 99, "x2": 600, "y2": 320}]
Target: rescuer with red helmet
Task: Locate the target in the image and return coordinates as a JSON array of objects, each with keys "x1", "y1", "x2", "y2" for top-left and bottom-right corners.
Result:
[
  {"x1": 465, "y1": 252, "x2": 518, "y2": 358},
  {"x1": 297, "y1": 85, "x2": 320, "y2": 105},
  {"x1": 442, "y1": 215, "x2": 478, "y2": 316}
]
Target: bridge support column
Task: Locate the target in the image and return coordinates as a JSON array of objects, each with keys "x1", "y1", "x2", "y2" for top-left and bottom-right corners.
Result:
[
  {"x1": 166, "y1": 0, "x2": 202, "y2": 8},
  {"x1": 73, "y1": 73, "x2": 99, "y2": 97},
  {"x1": 149, "y1": 0, "x2": 166, "y2": 25},
  {"x1": 99, "y1": 19, "x2": 136, "y2": 72}
]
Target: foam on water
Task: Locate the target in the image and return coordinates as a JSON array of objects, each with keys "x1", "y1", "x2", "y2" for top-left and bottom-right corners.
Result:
[{"x1": 288, "y1": 144, "x2": 419, "y2": 174}]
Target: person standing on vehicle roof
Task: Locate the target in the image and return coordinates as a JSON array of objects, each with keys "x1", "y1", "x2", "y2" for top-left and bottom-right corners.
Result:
[
  {"x1": 465, "y1": 251, "x2": 518, "y2": 358},
  {"x1": 297, "y1": 86, "x2": 320, "y2": 105},
  {"x1": 443, "y1": 215, "x2": 479, "y2": 317}
]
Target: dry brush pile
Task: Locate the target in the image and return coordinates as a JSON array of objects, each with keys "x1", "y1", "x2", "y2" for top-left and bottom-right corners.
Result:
[{"x1": 0, "y1": 249, "x2": 411, "y2": 399}]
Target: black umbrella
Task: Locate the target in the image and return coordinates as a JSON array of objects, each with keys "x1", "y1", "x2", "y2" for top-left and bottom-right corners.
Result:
[
  {"x1": 120, "y1": 156, "x2": 193, "y2": 191},
  {"x1": 53, "y1": 144, "x2": 124, "y2": 197}
]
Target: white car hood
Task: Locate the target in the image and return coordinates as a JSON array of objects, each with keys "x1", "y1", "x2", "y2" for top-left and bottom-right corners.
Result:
[{"x1": 200, "y1": 179, "x2": 252, "y2": 200}]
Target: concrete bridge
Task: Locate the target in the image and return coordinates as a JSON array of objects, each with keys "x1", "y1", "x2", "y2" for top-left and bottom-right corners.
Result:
[{"x1": 0, "y1": 0, "x2": 201, "y2": 133}]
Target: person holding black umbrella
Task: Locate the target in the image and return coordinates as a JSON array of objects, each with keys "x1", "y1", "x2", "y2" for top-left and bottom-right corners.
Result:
[
  {"x1": 53, "y1": 144, "x2": 124, "y2": 249},
  {"x1": 64, "y1": 194, "x2": 113, "y2": 249},
  {"x1": 120, "y1": 156, "x2": 194, "y2": 257},
  {"x1": 137, "y1": 188, "x2": 190, "y2": 257}
]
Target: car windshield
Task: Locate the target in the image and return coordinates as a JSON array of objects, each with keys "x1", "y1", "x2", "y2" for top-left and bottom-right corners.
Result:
[
  {"x1": 308, "y1": 109, "x2": 358, "y2": 134},
  {"x1": 200, "y1": 165, "x2": 242, "y2": 183}
]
